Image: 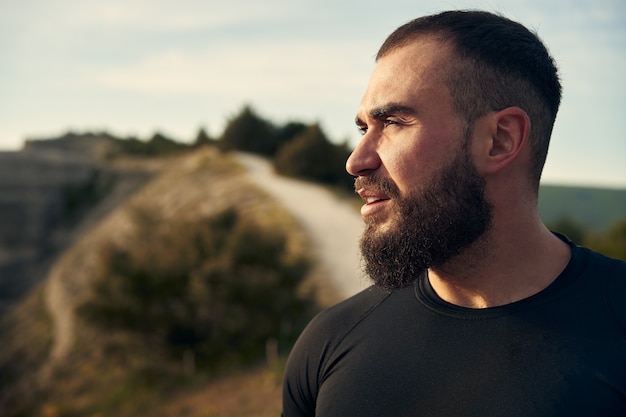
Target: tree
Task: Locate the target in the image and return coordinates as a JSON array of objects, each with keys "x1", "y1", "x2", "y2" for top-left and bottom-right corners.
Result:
[
  {"x1": 273, "y1": 123, "x2": 352, "y2": 189},
  {"x1": 218, "y1": 105, "x2": 277, "y2": 156},
  {"x1": 146, "y1": 132, "x2": 186, "y2": 155},
  {"x1": 193, "y1": 127, "x2": 213, "y2": 147},
  {"x1": 110, "y1": 132, "x2": 188, "y2": 156},
  {"x1": 273, "y1": 121, "x2": 308, "y2": 152}
]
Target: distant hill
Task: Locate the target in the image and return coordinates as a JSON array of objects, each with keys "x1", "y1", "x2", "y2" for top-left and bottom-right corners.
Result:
[
  {"x1": 538, "y1": 184, "x2": 626, "y2": 233},
  {"x1": 0, "y1": 132, "x2": 194, "y2": 313}
]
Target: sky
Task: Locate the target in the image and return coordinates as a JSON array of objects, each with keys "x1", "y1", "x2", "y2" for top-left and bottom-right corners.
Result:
[{"x1": 1, "y1": 0, "x2": 625, "y2": 188}]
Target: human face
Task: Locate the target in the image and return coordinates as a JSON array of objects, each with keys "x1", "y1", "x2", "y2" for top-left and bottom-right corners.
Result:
[
  {"x1": 357, "y1": 144, "x2": 492, "y2": 289},
  {"x1": 348, "y1": 38, "x2": 494, "y2": 288},
  {"x1": 347, "y1": 38, "x2": 467, "y2": 232}
]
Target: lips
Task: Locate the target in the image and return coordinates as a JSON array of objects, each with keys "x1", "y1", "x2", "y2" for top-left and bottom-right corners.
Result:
[
  {"x1": 354, "y1": 177, "x2": 397, "y2": 217},
  {"x1": 358, "y1": 191, "x2": 391, "y2": 218},
  {"x1": 365, "y1": 195, "x2": 390, "y2": 204},
  {"x1": 357, "y1": 186, "x2": 391, "y2": 203},
  {"x1": 357, "y1": 188, "x2": 391, "y2": 215}
]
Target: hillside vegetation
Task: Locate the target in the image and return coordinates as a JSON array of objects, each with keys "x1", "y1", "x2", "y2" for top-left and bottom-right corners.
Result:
[
  {"x1": 539, "y1": 185, "x2": 626, "y2": 259},
  {"x1": 0, "y1": 147, "x2": 324, "y2": 417}
]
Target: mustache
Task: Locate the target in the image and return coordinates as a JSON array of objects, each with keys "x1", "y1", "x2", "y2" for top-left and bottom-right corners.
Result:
[{"x1": 354, "y1": 175, "x2": 401, "y2": 198}]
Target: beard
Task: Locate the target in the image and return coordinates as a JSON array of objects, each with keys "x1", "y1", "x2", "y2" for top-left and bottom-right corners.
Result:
[{"x1": 358, "y1": 144, "x2": 493, "y2": 290}]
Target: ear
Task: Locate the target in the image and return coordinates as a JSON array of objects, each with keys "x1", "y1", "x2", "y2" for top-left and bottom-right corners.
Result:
[{"x1": 477, "y1": 107, "x2": 530, "y2": 175}]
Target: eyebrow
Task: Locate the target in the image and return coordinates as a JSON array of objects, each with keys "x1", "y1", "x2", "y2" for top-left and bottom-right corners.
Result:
[{"x1": 355, "y1": 103, "x2": 417, "y2": 126}]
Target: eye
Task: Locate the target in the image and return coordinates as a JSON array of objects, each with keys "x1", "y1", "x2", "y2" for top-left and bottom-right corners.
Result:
[
  {"x1": 357, "y1": 125, "x2": 368, "y2": 135},
  {"x1": 383, "y1": 119, "x2": 398, "y2": 127}
]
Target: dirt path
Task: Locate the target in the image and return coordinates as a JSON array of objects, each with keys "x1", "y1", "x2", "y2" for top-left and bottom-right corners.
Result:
[
  {"x1": 42, "y1": 159, "x2": 164, "y2": 367},
  {"x1": 43, "y1": 152, "x2": 367, "y2": 370},
  {"x1": 236, "y1": 153, "x2": 368, "y2": 299}
]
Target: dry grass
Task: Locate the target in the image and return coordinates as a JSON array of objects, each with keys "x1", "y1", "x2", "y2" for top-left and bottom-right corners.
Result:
[{"x1": 154, "y1": 363, "x2": 284, "y2": 417}]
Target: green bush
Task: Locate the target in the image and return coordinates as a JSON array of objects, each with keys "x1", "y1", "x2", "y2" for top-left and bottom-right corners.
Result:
[
  {"x1": 548, "y1": 216, "x2": 626, "y2": 261},
  {"x1": 218, "y1": 106, "x2": 277, "y2": 156},
  {"x1": 79, "y1": 207, "x2": 315, "y2": 372},
  {"x1": 273, "y1": 121, "x2": 309, "y2": 152},
  {"x1": 193, "y1": 127, "x2": 214, "y2": 147},
  {"x1": 273, "y1": 123, "x2": 353, "y2": 190},
  {"x1": 585, "y1": 218, "x2": 626, "y2": 261},
  {"x1": 112, "y1": 132, "x2": 189, "y2": 156}
]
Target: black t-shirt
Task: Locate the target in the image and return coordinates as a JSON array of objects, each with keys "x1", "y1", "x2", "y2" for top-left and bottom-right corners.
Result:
[{"x1": 282, "y1": 243, "x2": 626, "y2": 416}]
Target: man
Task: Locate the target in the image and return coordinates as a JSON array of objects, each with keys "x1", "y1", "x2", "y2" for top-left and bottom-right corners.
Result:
[{"x1": 282, "y1": 10, "x2": 626, "y2": 417}]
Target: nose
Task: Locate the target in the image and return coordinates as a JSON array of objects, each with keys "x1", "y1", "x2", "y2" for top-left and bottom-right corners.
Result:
[{"x1": 346, "y1": 133, "x2": 382, "y2": 177}]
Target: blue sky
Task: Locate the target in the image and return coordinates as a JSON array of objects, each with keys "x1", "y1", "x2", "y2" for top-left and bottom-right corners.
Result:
[{"x1": 1, "y1": 0, "x2": 625, "y2": 188}]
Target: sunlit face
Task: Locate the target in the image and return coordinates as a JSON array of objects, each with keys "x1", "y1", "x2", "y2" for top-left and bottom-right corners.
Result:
[
  {"x1": 347, "y1": 37, "x2": 467, "y2": 231},
  {"x1": 347, "y1": 38, "x2": 493, "y2": 288}
]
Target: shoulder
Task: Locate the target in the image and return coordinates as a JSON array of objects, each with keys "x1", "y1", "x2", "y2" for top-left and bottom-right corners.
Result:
[
  {"x1": 576, "y1": 245, "x2": 626, "y2": 331},
  {"x1": 282, "y1": 286, "x2": 392, "y2": 416},
  {"x1": 295, "y1": 285, "x2": 391, "y2": 353},
  {"x1": 577, "y1": 244, "x2": 626, "y2": 286},
  {"x1": 596, "y1": 252, "x2": 626, "y2": 327}
]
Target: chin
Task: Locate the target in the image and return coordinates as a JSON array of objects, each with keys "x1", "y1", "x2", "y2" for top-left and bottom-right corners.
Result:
[{"x1": 364, "y1": 216, "x2": 396, "y2": 236}]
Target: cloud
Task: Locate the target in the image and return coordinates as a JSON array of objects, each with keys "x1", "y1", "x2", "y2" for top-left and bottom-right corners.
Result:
[
  {"x1": 2, "y1": 0, "x2": 298, "y2": 31},
  {"x1": 84, "y1": 39, "x2": 372, "y2": 103}
]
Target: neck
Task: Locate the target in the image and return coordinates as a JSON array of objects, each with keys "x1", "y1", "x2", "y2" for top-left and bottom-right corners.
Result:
[{"x1": 427, "y1": 217, "x2": 571, "y2": 309}]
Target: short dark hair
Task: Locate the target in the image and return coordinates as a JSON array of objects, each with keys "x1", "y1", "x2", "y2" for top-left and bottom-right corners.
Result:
[{"x1": 377, "y1": 10, "x2": 562, "y2": 189}]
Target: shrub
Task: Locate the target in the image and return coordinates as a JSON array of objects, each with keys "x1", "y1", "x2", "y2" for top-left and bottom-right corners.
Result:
[
  {"x1": 585, "y1": 218, "x2": 626, "y2": 261},
  {"x1": 112, "y1": 132, "x2": 189, "y2": 156},
  {"x1": 218, "y1": 106, "x2": 277, "y2": 156},
  {"x1": 273, "y1": 123, "x2": 353, "y2": 190},
  {"x1": 193, "y1": 127, "x2": 214, "y2": 147},
  {"x1": 79, "y1": 207, "x2": 315, "y2": 372}
]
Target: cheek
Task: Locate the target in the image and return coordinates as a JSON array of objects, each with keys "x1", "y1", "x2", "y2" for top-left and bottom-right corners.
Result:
[{"x1": 383, "y1": 136, "x2": 449, "y2": 193}]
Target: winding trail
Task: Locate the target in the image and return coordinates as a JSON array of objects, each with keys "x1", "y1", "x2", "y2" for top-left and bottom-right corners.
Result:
[
  {"x1": 42, "y1": 152, "x2": 367, "y2": 372},
  {"x1": 236, "y1": 153, "x2": 368, "y2": 299}
]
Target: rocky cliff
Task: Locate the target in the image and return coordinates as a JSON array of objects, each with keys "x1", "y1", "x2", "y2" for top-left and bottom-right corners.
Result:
[{"x1": 0, "y1": 134, "x2": 154, "y2": 313}]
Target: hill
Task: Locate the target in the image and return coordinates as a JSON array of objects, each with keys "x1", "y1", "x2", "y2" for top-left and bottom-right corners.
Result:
[
  {"x1": 0, "y1": 142, "x2": 326, "y2": 416},
  {"x1": 538, "y1": 184, "x2": 626, "y2": 233}
]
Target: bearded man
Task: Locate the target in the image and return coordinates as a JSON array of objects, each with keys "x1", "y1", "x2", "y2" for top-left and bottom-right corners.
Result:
[{"x1": 282, "y1": 10, "x2": 626, "y2": 417}]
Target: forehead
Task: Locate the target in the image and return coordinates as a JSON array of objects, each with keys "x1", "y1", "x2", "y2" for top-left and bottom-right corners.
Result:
[{"x1": 360, "y1": 37, "x2": 455, "y2": 111}]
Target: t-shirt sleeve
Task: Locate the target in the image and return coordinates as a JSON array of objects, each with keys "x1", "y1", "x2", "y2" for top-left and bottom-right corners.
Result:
[
  {"x1": 603, "y1": 255, "x2": 626, "y2": 335},
  {"x1": 282, "y1": 311, "x2": 327, "y2": 417},
  {"x1": 282, "y1": 286, "x2": 389, "y2": 417}
]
